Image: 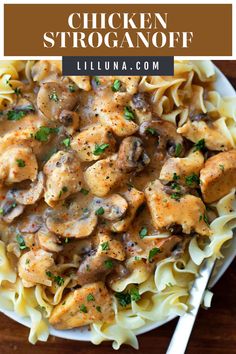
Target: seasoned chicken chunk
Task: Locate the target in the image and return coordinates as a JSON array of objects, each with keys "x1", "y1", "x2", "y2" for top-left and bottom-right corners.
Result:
[
  {"x1": 0, "y1": 146, "x2": 38, "y2": 186},
  {"x1": 177, "y1": 118, "x2": 234, "y2": 151},
  {"x1": 200, "y1": 150, "x2": 236, "y2": 203},
  {"x1": 18, "y1": 249, "x2": 55, "y2": 287},
  {"x1": 43, "y1": 151, "x2": 83, "y2": 207},
  {"x1": 84, "y1": 154, "x2": 122, "y2": 197},
  {"x1": 110, "y1": 188, "x2": 145, "y2": 232},
  {"x1": 160, "y1": 151, "x2": 204, "y2": 185},
  {"x1": 69, "y1": 76, "x2": 91, "y2": 91},
  {"x1": 145, "y1": 180, "x2": 211, "y2": 236},
  {"x1": 71, "y1": 125, "x2": 116, "y2": 162},
  {"x1": 49, "y1": 282, "x2": 113, "y2": 329}
]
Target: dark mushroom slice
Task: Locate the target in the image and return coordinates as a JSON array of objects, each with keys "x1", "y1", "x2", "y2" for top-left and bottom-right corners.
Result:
[
  {"x1": 132, "y1": 92, "x2": 151, "y2": 112},
  {"x1": 116, "y1": 136, "x2": 150, "y2": 173},
  {"x1": 0, "y1": 192, "x2": 24, "y2": 224},
  {"x1": 12, "y1": 172, "x2": 45, "y2": 206},
  {"x1": 139, "y1": 120, "x2": 185, "y2": 157},
  {"x1": 36, "y1": 227, "x2": 63, "y2": 253},
  {"x1": 37, "y1": 81, "x2": 79, "y2": 120},
  {"x1": 91, "y1": 194, "x2": 128, "y2": 221},
  {"x1": 58, "y1": 110, "x2": 80, "y2": 134}
]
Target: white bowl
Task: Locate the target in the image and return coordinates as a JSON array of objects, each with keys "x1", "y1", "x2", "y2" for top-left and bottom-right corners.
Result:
[{"x1": 1, "y1": 63, "x2": 236, "y2": 342}]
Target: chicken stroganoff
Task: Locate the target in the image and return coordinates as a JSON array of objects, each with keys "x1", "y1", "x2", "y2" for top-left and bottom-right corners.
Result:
[{"x1": 0, "y1": 60, "x2": 236, "y2": 349}]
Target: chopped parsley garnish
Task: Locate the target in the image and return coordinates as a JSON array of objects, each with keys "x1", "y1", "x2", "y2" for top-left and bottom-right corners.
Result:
[
  {"x1": 7, "y1": 110, "x2": 26, "y2": 121},
  {"x1": 34, "y1": 126, "x2": 59, "y2": 142},
  {"x1": 134, "y1": 256, "x2": 141, "y2": 261},
  {"x1": 87, "y1": 294, "x2": 95, "y2": 302},
  {"x1": 25, "y1": 258, "x2": 30, "y2": 265},
  {"x1": 124, "y1": 106, "x2": 135, "y2": 121},
  {"x1": 170, "y1": 192, "x2": 182, "y2": 201},
  {"x1": 79, "y1": 304, "x2": 88, "y2": 313},
  {"x1": 0, "y1": 208, "x2": 4, "y2": 215},
  {"x1": 193, "y1": 139, "x2": 205, "y2": 152},
  {"x1": 148, "y1": 247, "x2": 161, "y2": 262},
  {"x1": 14, "y1": 87, "x2": 21, "y2": 95},
  {"x1": 16, "y1": 159, "x2": 25, "y2": 168},
  {"x1": 16, "y1": 234, "x2": 27, "y2": 250},
  {"x1": 199, "y1": 214, "x2": 203, "y2": 221},
  {"x1": 139, "y1": 227, "x2": 148, "y2": 239},
  {"x1": 203, "y1": 213, "x2": 210, "y2": 226},
  {"x1": 219, "y1": 164, "x2": 224, "y2": 171},
  {"x1": 146, "y1": 127, "x2": 158, "y2": 136},
  {"x1": 94, "y1": 76, "x2": 100, "y2": 86},
  {"x1": 45, "y1": 271, "x2": 64, "y2": 286},
  {"x1": 62, "y1": 137, "x2": 70, "y2": 147},
  {"x1": 49, "y1": 91, "x2": 59, "y2": 102},
  {"x1": 173, "y1": 173, "x2": 180, "y2": 181},
  {"x1": 175, "y1": 143, "x2": 183, "y2": 157},
  {"x1": 111, "y1": 79, "x2": 121, "y2": 92},
  {"x1": 58, "y1": 186, "x2": 68, "y2": 198},
  {"x1": 115, "y1": 292, "x2": 131, "y2": 307},
  {"x1": 185, "y1": 173, "x2": 200, "y2": 186},
  {"x1": 93, "y1": 143, "x2": 109, "y2": 156},
  {"x1": 80, "y1": 188, "x2": 89, "y2": 196},
  {"x1": 101, "y1": 241, "x2": 109, "y2": 251},
  {"x1": 130, "y1": 287, "x2": 141, "y2": 302},
  {"x1": 95, "y1": 206, "x2": 105, "y2": 216},
  {"x1": 104, "y1": 259, "x2": 113, "y2": 269},
  {"x1": 64, "y1": 238, "x2": 70, "y2": 244},
  {"x1": 68, "y1": 84, "x2": 77, "y2": 93},
  {"x1": 96, "y1": 306, "x2": 102, "y2": 312}
]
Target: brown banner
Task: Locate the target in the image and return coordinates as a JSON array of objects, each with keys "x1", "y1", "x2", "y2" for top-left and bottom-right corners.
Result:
[{"x1": 4, "y1": 4, "x2": 232, "y2": 56}]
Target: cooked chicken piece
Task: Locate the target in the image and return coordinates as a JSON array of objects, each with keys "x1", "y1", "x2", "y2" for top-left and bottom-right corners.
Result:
[
  {"x1": 91, "y1": 194, "x2": 128, "y2": 221},
  {"x1": 110, "y1": 188, "x2": 145, "y2": 232},
  {"x1": 0, "y1": 146, "x2": 38, "y2": 186},
  {"x1": 43, "y1": 151, "x2": 83, "y2": 207},
  {"x1": 58, "y1": 110, "x2": 80, "y2": 135},
  {"x1": 177, "y1": 119, "x2": 234, "y2": 151},
  {"x1": 116, "y1": 137, "x2": 150, "y2": 173},
  {"x1": 36, "y1": 227, "x2": 62, "y2": 253},
  {"x1": 49, "y1": 282, "x2": 113, "y2": 329},
  {"x1": 160, "y1": 151, "x2": 204, "y2": 185},
  {"x1": 145, "y1": 180, "x2": 211, "y2": 236},
  {"x1": 37, "y1": 81, "x2": 79, "y2": 120},
  {"x1": 200, "y1": 150, "x2": 236, "y2": 203},
  {"x1": 84, "y1": 154, "x2": 122, "y2": 197},
  {"x1": 0, "y1": 128, "x2": 41, "y2": 156},
  {"x1": 12, "y1": 172, "x2": 45, "y2": 205},
  {"x1": 140, "y1": 119, "x2": 184, "y2": 157},
  {"x1": 18, "y1": 249, "x2": 55, "y2": 287},
  {"x1": 69, "y1": 76, "x2": 91, "y2": 91},
  {"x1": 113, "y1": 76, "x2": 140, "y2": 94},
  {"x1": 77, "y1": 229, "x2": 125, "y2": 285},
  {"x1": 71, "y1": 125, "x2": 116, "y2": 162},
  {"x1": 46, "y1": 208, "x2": 97, "y2": 239}
]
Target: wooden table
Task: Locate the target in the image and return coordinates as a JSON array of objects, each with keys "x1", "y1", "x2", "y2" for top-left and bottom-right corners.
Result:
[{"x1": 0, "y1": 60, "x2": 235, "y2": 354}]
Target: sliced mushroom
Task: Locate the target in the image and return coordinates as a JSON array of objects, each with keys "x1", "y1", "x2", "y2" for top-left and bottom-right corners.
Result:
[
  {"x1": 18, "y1": 249, "x2": 55, "y2": 287},
  {"x1": 140, "y1": 120, "x2": 184, "y2": 157},
  {"x1": 46, "y1": 209, "x2": 98, "y2": 238},
  {"x1": 36, "y1": 227, "x2": 63, "y2": 253},
  {"x1": 12, "y1": 172, "x2": 45, "y2": 205},
  {"x1": 18, "y1": 215, "x2": 43, "y2": 233},
  {"x1": 37, "y1": 81, "x2": 79, "y2": 120},
  {"x1": 116, "y1": 136, "x2": 150, "y2": 173},
  {"x1": 132, "y1": 92, "x2": 151, "y2": 112},
  {"x1": 58, "y1": 110, "x2": 80, "y2": 135},
  {"x1": 91, "y1": 194, "x2": 128, "y2": 221},
  {"x1": 0, "y1": 192, "x2": 24, "y2": 224}
]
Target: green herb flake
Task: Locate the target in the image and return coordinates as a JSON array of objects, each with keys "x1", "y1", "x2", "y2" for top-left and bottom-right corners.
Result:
[
  {"x1": 130, "y1": 287, "x2": 141, "y2": 302},
  {"x1": 170, "y1": 192, "x2": 182, "y2": 201},
  {"x1": 59, "y1": 186, "x2": 68, "y2": 198},
  {"x1": 87, "y1": 294, "x2": 95, "y2": 302},
  {"x1": 0, "y1": 208, "x2": 3, "y2": 215},
  {"x1": 148, "y1": 247, "x2": 161, "y2": 262},
  {"x1": 25, "y1": 258, "x2": 30, "y2": 265},
  {"x1": 193, "y1": 139, "x2": 205, "y2": 152},
  {"x1": 64, "y1": 237, "x2": 70, "y2": 244},
  {"x1": 16, "y1": 159, "x2": 25, "y2": 168},
  {"x1": 101, "y1": 241, "x2": 109, "y2": 251},
  {"x1": 94, "y1": 76, "x2": 100, "y2": 86},
  {"x1": 79, "y1": 304, "x2": 88, "y2": 313},
  {"x1": 112, "y1": 79, "x2": 121, "y2": 92},
  {"x1": 68, "y1": 84, "x2": 77, "y2": 93},
  {"x1": 35, "y1": 126, "x2": 59, "y2": 142},
  {"x1": 173, "y1": 173, "x2": 180, "y2": 181},
  {"x1": 16, "y1": 234, "x2": 27, "y2": 250},
  {"x1": 115, "y1": 292, "x2": 131, "y2": 307},
  {"x1": 134, "y1": 256, "x2": 141, "y2": 261},
  {"x1": 124, "y1": 106, "x2": 135, "y2": 121},
  {"x1": 104, "y1": 259, "x2": 113, "y2": 269},
  {"x1": 7, "y1": 110, "x2": 26, "y2": 121},
  {"x1": 139, "y1": 226, "x2": 148, "y2": 239},
  {"x1": 93, "y1": 143, "x2": 109, "y2": 156},
  {"x1": 62, "y1": 137, "x2": 70, "y2": 147},
  {"x1": 175, "y1": 143, "x2": 183, "y2": 157},
  {"x1": 199, "y1": 214, "x2": 203, "y2": 222},
  {"x1": 46, "y1": 271, "x2": 53, "y2": 278},
  {"x1": 80, "y1": 188, "x2": 89, "y2": 196},
  {"x1": 54, "y1": 275, "x2": 64, "y2": 286},
  {"x1": 49, "y1": 91, "x2": 59, "y2": 102},
  {"x1": 146, "y1": 127, "x2": 158, "y2": 136},
  {"x1": 219, "y1": 164, "x2": 224, "y2": 171},
  {"x1": 95, "y1": 206, "x2": 105, "y2": 216},
  {"x1": 203, "y1": 213, "x2": 210, "y2": 226},
  {"x1": 96, "y1": 306, "x2": 102, "y2": 313},
  {"x1": 14, "y1": 87, "x2": 21, "y2": 95},
  {"x1": 185, "y1": 173, "x2": 200, "y2": 186}
]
